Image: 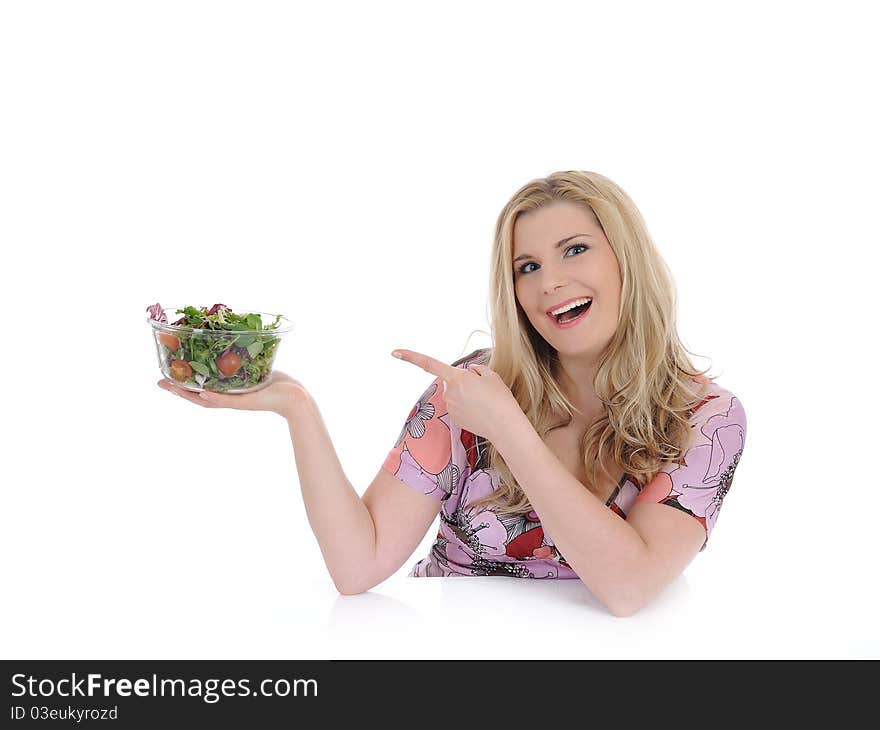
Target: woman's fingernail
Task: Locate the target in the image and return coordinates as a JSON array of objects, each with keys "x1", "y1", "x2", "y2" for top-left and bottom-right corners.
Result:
[
  {"x1": 392, "y1": 351, "x2": 401, "y2": 358},
  {"x1": 199, "y1": 392, "x2": 211, "y2": 399}
]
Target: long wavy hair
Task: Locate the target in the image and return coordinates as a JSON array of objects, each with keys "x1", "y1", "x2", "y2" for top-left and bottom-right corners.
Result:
[{"x1": 462, "y1": 170, "x2": 714, "y2": 515}]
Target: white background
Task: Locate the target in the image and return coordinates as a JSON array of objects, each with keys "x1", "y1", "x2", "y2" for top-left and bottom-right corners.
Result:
[{"x1": 2, "y1": 0, "x2": 877, "y2": 659}]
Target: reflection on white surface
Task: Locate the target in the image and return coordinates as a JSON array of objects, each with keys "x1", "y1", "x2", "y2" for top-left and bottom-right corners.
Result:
[
  {"x1": 318, "y1": 573, "x2": 700, "y2": 659},
  {"x1": 317, "y1": 569, "x2": 876, "y2": 659},
  {"x1": 437, "y1": 573, "x2": 692, "y2": 615},
  {"x1": 327, "y1": 590, "x2": 424, "y2": 632}
]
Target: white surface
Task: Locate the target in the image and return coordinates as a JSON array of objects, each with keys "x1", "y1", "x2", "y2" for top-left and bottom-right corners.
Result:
[{"x1": 2, "y1": 0, "x2": 878, "y2": 659}]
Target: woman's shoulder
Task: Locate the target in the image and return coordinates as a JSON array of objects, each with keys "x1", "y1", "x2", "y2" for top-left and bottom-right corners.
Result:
[{"x1": 686, "y1": 375, "x2": 747, "y2": 427}]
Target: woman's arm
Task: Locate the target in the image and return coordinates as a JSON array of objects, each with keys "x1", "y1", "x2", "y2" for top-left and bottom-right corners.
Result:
[
  {"x1": 160, "y1": 374, "x2": 440, "y2": 595},
  {"x1": 283, "y1": 388, "x2": 441, "y2": 594},
  {"x1": 493, "y1": 410, "x2": 705, "y2": 617},
  {"x1": 282, "y1": 389, "x2": 380, "y2": 594}
]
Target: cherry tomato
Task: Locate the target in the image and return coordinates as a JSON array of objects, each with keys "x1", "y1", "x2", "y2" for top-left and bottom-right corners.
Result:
[
  {"x1": 158, "y1": 333, "x2": 181, "y2": 350},
  {"x1": 217, "y1": 350, "x2": 242, "y2": 376},
  {"x1": 170, "y1": 360, "x2": 193, "y2": 382}
]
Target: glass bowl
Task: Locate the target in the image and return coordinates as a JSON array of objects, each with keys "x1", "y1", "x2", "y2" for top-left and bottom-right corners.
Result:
[{"x1": 147, "y1": 306, "x2": 294, "y2": 393}]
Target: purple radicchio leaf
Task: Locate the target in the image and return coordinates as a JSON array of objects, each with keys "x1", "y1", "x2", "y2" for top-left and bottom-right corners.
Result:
[
  {"x1": 207, "y1": 303, "x2": 231, "y2": 316},
  {"x1": 146, "y1": 303, "x2": 167, "y2": 323}
]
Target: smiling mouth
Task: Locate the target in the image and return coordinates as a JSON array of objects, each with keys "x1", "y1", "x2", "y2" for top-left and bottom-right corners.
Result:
[{"x1": 550, "y1": 300, "x2": 592, "y2": 325}]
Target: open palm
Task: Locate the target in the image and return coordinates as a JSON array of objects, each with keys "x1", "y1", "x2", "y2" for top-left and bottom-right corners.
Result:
[{"x1": 157, "y1": 370, "x2": 305, "y2": 417}]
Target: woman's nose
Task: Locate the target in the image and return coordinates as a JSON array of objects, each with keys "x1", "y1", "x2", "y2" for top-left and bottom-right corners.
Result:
[{"x1": 541, "y1": 270, "x2": 568, "y2": 294}]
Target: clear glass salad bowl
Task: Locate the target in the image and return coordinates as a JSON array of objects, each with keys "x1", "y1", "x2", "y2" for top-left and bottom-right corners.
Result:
[{"x1": 147, "y1": 304, "x2": 294, "y2": 394}]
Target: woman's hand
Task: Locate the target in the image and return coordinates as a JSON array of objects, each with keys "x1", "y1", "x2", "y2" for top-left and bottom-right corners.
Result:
[
  {"x1": 391, "y1": 349, "x2": 522, "y2": 441},
  {"x1": 156, "y1": 370, "x2": 307, "y2": 419}
]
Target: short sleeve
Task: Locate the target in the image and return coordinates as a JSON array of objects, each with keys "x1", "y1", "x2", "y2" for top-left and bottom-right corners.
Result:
[
  {"x1": 381, "y1": 349, "x2": 489, "y2": 503},
  {"x1": 381, "y1": 374, "x2": 458, "y2": 502},
  {"x1": 633, "y1": 384, "x2": 747, "y2": 551}
]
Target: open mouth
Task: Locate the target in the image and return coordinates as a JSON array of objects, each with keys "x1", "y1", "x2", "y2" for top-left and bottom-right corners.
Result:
[{"x1": 548, "y1": 300, "x2": 592, "y2": 328}]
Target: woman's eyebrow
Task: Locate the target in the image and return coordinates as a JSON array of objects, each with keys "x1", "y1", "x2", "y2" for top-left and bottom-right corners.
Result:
[{"x1": 513, "y1": 233, "x2": 593, "y2": 263}]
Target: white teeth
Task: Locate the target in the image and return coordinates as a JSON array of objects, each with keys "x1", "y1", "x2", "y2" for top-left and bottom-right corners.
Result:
[{"x1": 550, "y1": 297, "x2": 592, "y2": 316}]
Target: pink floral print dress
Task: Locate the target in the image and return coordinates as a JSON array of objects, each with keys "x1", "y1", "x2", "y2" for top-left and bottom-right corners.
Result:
[{"x1": 382, "y1": 348, "x2": 747, "y2": 578}]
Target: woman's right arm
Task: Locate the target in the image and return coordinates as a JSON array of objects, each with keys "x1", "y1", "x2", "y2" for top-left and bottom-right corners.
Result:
[
  {"x1": 284, "y1": 388, "x2": 440, "y2": 594},
  {"x1": 283, "y1": 388, "x2": 381, "y2": 593},
  {"x1": 159, "y1": 375, "x2": 441, "y2": 594}
]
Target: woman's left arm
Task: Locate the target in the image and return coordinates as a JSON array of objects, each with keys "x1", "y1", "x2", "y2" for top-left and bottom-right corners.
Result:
[
  {"x1": 492, "y1": 410, "x2": 705, "y2": 617},
  {"x1": 392, "y1": 349, "x2": 707, "y2": 617}
]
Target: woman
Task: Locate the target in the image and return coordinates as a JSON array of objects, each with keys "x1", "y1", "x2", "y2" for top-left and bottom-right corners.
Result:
[{"x1": 158, "y1": 170, "x2": 747, "y2": 617}]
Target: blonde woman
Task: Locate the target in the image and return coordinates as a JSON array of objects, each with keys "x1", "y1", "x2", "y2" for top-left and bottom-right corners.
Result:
[{"x1": 158, "y1": 170, "x2": 747, "y2": 617}]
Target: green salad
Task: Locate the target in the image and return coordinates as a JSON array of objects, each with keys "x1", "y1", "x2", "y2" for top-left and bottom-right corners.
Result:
[{"x1": 147, "y1": 303, "x2": 282, "y2": 391}]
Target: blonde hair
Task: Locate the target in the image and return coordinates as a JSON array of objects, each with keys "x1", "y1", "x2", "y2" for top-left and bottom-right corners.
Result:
[{"x1": 463, "y1": 170, "x2": 713, "y2": 515}]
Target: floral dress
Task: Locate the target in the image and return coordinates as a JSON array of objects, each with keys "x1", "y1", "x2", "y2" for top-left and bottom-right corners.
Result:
[{"x1": 381, "y1": 348, "x2": 747, "y2": 578}]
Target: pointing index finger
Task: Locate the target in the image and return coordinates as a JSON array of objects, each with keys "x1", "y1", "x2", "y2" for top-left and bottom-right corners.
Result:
[{"x1": 392, "y1": 350, "x2": 459, "y2": 380}]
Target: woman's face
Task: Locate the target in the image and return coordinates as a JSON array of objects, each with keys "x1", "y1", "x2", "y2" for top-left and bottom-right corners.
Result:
[{"x1": 512, "y1": 200, "x2": 623, "y2": 360}]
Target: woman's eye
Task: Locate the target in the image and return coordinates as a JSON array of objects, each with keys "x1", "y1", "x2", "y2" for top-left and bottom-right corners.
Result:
[{"x1": 517, "y1": 244, "x2": 588, "y2": 274}]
